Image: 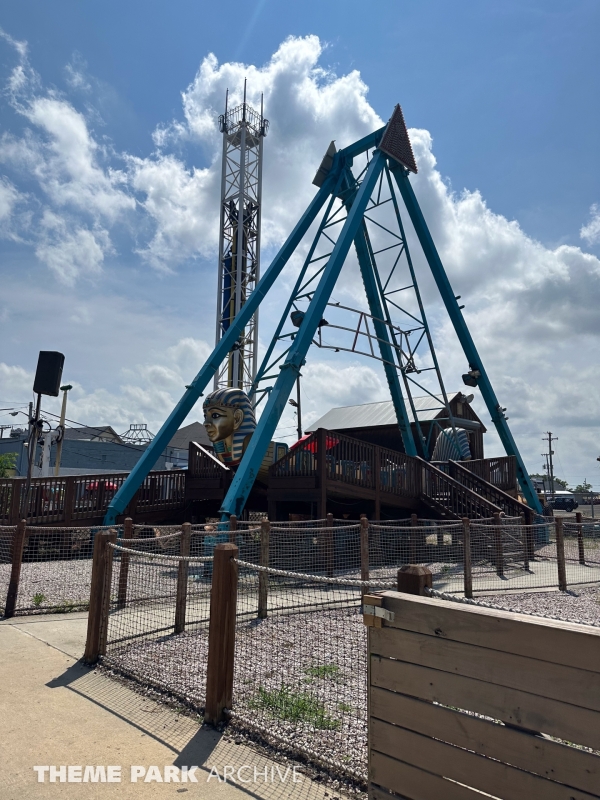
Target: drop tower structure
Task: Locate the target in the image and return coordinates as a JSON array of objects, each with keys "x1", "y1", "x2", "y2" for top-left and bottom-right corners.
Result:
[{"x1": 214, "y1": 82, "x2": 268, "y2": 392}]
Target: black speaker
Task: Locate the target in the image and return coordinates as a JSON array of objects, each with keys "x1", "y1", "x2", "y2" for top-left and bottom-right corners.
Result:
[{"x1": 33, "y1": 351, "x2": 65, "y2": 397}]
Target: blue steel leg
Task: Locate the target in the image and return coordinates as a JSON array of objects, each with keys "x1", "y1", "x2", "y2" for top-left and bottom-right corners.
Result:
[
  {"x1": 220, "y1": 151, "x2": 387, "y2": 519},
  {"x1": 353, "y1": 221, "x2": 418, "y2": 456},
  {"x1": 391, "y1": 165, "x2": 542, "y2": 514},
  {"x1": 102, "y1": 172, "x2": 339, "y2": 525}
]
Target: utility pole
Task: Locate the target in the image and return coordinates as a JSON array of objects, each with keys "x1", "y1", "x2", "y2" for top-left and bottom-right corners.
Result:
[
  {"x1": 542, "y1": 432, "x2": 558, "y2": 494},
  {"x1": 54, "y1": 384, "x2": 72, "y2": 477},
  {"x1": 22, "y1": 393, "x2": 42, "y2": 517}
]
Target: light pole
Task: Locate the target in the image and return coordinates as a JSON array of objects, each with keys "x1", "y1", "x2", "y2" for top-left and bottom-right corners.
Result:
[{"x1": 288, "y1": 375, "x2": 302, "y2": 441}]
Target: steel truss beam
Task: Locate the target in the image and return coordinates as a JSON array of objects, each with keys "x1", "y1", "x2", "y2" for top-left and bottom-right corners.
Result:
[
  {"x1": 390, "y1": 163, "x2": 542, "y2": 513},
  {"x1": 221, "y1": 151, "x2": 387, "y2": 517},
  {"x1": 103, "y1": 110, "x2": 542, "y2": 524}
]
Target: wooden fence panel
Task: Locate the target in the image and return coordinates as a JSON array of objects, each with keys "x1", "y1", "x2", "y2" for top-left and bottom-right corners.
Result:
[{"x1": 367, "y1": 591, "x2": 600, "y2": 800}]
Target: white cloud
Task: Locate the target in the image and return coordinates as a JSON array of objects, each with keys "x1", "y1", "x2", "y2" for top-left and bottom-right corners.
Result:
[
  {"x1": 34, "y1": 210, "x2": 110, "y2": 284},
  {"x1": 0, "y1": 334, "x2": 213, "y2": 433},
  {"x1": 1, "y1": 32, "x2": 600, "y2": 487},
  {"x1": 581, "y1": 203, "x2": 600, "y2": 245}
]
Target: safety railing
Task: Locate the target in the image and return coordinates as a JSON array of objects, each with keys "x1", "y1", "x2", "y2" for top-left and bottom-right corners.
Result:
[
  {"x1": 446, "y1": 460, "x2": 531, "y2": 519},
  {"x1": 458, "y1": 454, "x2": 517, "y2": 492},
  {"x1": 420, "y1": 460, "x2": 503, "y2": 519},
  {"x1": 187, "y1": 441, "x2": 228, "y2": 479},
  {"x1": 270, "y1": 431, "x2": 319, "y2": 478},
  {"x1": 270, "y1": 429, "x2": 421, "y2": 497},
  {"x1": 0, "y1": 470, "x2": 185, "y2": 526}
]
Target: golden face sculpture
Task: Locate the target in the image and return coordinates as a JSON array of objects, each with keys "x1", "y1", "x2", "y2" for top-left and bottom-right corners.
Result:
[
  {"x1": 203, "y1": 404, "x2": 244, "y2": 445},
  {"x1": 202, "y1": 387, "x2": 257, "y2": 466}
]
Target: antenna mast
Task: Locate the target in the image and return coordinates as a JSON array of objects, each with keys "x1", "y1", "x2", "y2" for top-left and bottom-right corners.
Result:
[{"x1": 214, "y1": 83, "x2": 268, "y2": 392}]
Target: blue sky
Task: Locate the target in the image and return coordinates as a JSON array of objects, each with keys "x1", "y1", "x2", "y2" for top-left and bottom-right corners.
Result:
[{"x1": 1, "y1": 0, "x2": 599, "y2": 486}]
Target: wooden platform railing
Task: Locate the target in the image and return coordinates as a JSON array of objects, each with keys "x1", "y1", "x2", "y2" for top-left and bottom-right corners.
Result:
[
  {"x1": 459, "y1": 454, "x2": 517, "y2": 492},
  {"x1": 271, "y1": 429, "x2": 420, "y2": 498},
  {"x1": 0, "y1": 469, "x2": 185, "y2": 526},
  {"x1": 447, "y1": 460, "x2": 532, "y2": 519},
  {"x1": 420, "y1": 459, "x2": 503, "y2": 519},
  {"x1": 188, "y1": 441, "x2": 229, "y2": 479},
  {"x1": 366, "y1": 590, "x2": 600, "y2": 800},
  {"x1": 271, "y1": 432, "x2": 318, "y2": 478}
]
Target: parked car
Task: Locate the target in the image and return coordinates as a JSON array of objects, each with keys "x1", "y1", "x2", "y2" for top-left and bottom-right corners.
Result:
[{"x1": 548, "y1": 491, "x2": 579, "y2": 512}]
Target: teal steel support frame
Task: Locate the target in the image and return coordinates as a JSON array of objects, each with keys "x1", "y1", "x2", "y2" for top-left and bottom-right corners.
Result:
[
  {"x1": 353, "y1": 221, "x2": 418, "y2": 456},
  {"x1": 391, "y1": 164, "x2": 542, "y2": 514},
  {"x1": 219, "y1": 151, "x2": 387, "y2": 518},
  {"x1": 102, "y1": 170, "x2": 340, "y2": 525}
]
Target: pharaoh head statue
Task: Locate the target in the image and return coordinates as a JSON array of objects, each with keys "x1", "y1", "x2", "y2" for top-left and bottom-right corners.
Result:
[{"x1": 202, "y1": 387, "x2": 257, "y2": 465}]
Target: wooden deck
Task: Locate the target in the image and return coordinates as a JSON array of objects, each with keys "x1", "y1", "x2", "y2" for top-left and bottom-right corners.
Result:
[{"x1": 0, "y1": 432, "x2": 528, "y2": 526}]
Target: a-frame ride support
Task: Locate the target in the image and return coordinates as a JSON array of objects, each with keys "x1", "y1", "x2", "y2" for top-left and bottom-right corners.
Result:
[{"x1": 103, "y1": 107, "x2": 542, "y2": 525}]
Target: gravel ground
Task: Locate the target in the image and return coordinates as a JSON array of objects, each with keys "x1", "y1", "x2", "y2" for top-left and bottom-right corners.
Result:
[
  {"x1": 103, "y1": 603, "x2": 368, "y2": 782},
  {"x1": 483, "y1": 584, "x2": 600, "y2": 625}
]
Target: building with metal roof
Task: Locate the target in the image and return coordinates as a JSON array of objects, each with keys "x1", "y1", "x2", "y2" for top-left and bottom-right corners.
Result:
[{"x1": 306, "y1": 392, "x2": 486, "y2": 459}]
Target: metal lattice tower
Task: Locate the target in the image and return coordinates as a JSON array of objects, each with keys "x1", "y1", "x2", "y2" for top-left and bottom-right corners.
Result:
[
  {"x1": 214, "y1": 82, "x2": 268, "y2": 392},
  {"x1": 120, "y1": 424, "x2": 155, "y2": 444}
]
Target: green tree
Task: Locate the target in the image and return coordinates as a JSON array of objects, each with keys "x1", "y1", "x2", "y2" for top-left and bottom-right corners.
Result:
[
  {"x1": 574, "y1": 480, "x2": 593, "y2": 493},
  {"x1": 0, "y1": 452, "x2": 17, "y2": 477},
  {"x1": 529, "y1": 473, "x2": 569, "y2": 490}
]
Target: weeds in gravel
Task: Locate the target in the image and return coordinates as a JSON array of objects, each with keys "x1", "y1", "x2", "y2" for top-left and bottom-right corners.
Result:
[
  {"x1": 32, "y1": 593, "x2": 47, "y2": 608},
  {"x1": 251, "y1": 685, "x2": 340, "y2": 730},
  {"x1": 304, "y1": 663, "x2": 341, "y2": 681}
]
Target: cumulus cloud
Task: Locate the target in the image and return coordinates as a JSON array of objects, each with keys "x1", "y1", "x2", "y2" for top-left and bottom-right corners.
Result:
[
  {"x1": 1, "y1": 32, "x2": 600, "y2": 484},
  {"x1": 35, "y1": 211, "x2": 110, "y2": 283},
  {"x1": 0, "y1": 34, "x2": 132, "y2": 283},
  {"x1": 581, "y1": 203, "x2": 600, "y2": 246},
  {"x1": 0, "y1": 335, "x2": 214, "y2": 434}
]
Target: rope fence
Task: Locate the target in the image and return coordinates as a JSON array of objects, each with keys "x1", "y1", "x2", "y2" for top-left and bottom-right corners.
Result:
[
  {"x1": 3, "y1": 513, "x2": 600, "y2": 617},
  {"x1": 82, "y1": 532, "x2": 600, "y2": 788}
]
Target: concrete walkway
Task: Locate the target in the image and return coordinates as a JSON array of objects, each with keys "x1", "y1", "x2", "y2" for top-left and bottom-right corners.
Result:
[{"x1": 0, "y1": 613, "x2": 333, "y2": 800}]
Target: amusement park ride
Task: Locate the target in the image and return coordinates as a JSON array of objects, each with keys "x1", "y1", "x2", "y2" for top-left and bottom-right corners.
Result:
[{"x1": 103, "y1": 99, "x2": 543, "y2": 524}]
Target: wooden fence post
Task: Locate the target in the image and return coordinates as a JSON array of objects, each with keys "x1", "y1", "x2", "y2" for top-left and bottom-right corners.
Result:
[
  {"x1": 117, "y1": 517, "x2": 135, "y2": 610},
  {"x1": 205, "y1": 543, "x2": 239, "y2": 725},
  {"x1": 228, "y1": 514, "x2": 237, "y2": 544},
  {"x1": 84, "y1": 529, "x2": 117, "y2": 664},
  {"x1": 462, "y1": 517, "x2": 473, "y2": 599},
  {"x1": 316, "y1": 428, "x2": 328, "y2": 519},
  {"x1": 493, "y1": 512, "x2": 504, "y2": 578},
  {"x1": 4, "y1": 520, "x2": 27, "y2": 619},
  {"x1": 258, "y1": 519, "x2": 270, "y2": 619},
  {"x1": 409, "y1": 513, "x2": 418, "y2": 564},
  {"x1": 325, "y1": 512, "x2": 334, "y2": 577},
  {"x1": 360, "y1": 516, "x2": 369, "y2": 597},
  {"x1": 575, "y1": 511, "x2": 585, "y2": 565},
  {"x1": 174, "y1": 522, "x2": 191, "y2": 634},
  {"x1": 397, "y1": 565, "x2": 432, "y2": 595},
  {"x1": 555, "y1": 517, "x2": 567, "y2": 592}
]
